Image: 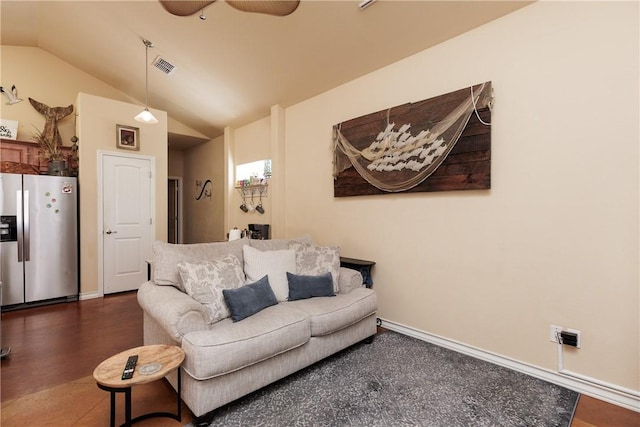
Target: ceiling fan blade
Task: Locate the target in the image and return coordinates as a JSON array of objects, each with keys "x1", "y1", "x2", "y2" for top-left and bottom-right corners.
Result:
[
  {"x1": 159, "y1": 1, "x2": 217, "y2": 17},
  {"x1": 226, "y1": 0, "x2": 300, "y2": 16}
]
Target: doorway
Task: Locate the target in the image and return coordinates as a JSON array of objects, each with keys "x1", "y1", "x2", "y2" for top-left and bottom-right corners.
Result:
[
  {"x1": 99, "y1": 152, "x2": 155, "y2": 295},
  {"x1": 168, "y1": 177, "x2": 182, "y2": 244}
]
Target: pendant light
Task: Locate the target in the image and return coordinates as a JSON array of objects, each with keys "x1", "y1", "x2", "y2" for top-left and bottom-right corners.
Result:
[{"x1": 135, "y1": 39, "x2": 158, "y2": 124}]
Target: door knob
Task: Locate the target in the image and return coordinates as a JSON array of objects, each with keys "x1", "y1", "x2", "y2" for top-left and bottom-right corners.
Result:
[{"x1": 105, "y1": 229, "x2": 118, "y2": 235}]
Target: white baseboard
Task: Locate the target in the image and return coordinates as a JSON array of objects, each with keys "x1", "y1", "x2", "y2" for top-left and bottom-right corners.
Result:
[
  {"x1": 379, "y1": 318, "x2": 640, "y2": 413},
  {"x1": 79, "y1": 291, "x2": 102, "y2": 301}
]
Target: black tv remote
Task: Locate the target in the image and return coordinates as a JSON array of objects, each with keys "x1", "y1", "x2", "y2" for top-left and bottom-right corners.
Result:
[{"x1": 122, "y1": 355, "x2": 138, "y2": 380}]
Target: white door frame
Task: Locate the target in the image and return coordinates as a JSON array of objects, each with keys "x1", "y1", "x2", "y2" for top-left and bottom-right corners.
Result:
[
  {"x1": 168, "y1": 176, "x2": 184, "y2": 244},
  {"x1": 97, "y1": 150, "x2": 156, "y2": 296}
]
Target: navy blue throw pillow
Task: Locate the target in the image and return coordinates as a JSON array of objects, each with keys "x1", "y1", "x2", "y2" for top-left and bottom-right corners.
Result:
[
  {"x1": 287, "y1": 272, "x2": 335, "y2": 301},
  {"x1": 223, "y1": 275, "x2": 278, "y2": 322}
]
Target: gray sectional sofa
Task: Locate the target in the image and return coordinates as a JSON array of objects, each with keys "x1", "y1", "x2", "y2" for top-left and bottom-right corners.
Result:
[{"x1": 137, "y1": 237, "x2": 377, "y2": 420}]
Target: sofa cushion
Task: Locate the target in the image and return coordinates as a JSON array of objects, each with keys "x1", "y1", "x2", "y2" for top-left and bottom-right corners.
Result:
[
  {"x1": 248, "y1": 235, "x2": 313, "y2": 251},
  {"x1": 243, "y1": 245, "x2": 296, "y2": 302},
  {"x1": 289, "y1": 241, "x2": 341, "y2": 293},
  {"x1": 181, "y1": 304, "x2": 310, "y2": 380},
  {"x1": 286, "y1": 287, "x2": 377, "y2": 336},
  {"x1": 338, "y1": 267, "x2": 364, "y2": 294},
  {"x1": 287, "y1": 272, "x2": 335, "y2": 301},
  {"x1": 223, "y1": 276, "x2": 279, "y2": 322},
  {"x1": 153, "y1": 239, "x2": 248, "y2": 291},
  {"x1": 177, "y1": 255, "x2": 246, "y2": 324}
]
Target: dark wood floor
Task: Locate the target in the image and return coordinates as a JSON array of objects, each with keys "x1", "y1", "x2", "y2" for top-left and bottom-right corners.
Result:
[
  {"x1": 1, "y1": 292, "x2": 143, "y2": 401},
  {"x1": 1, "y1": 292, "x2": 638, "y2": 426}
]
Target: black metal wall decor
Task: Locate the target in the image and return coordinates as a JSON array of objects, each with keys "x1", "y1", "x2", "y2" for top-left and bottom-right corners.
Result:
[
  {"x1": 195, "y1": 179, "x2": 212, "y2": 200},
  {"x1": 333, "y1": 82, "x2": 493, "y2": 197}
]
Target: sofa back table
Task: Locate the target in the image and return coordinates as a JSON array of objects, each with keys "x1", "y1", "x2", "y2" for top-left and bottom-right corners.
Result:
[
  {"x1": 93, "y1": 344, "x2": 185, "y2": 427},
  {"x1": 340, "y1": 257, "x2": 376, "y2": 287}
]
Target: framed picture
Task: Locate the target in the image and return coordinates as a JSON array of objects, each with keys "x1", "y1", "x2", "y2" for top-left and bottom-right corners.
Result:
[{"x1": 116, "y1": 124, "x2": 139, "y2": 151}]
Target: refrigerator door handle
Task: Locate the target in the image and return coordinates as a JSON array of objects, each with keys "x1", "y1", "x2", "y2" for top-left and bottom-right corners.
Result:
[
  {"x1": 23, "y1": 190, "x2": 30, "y2": 262},
  {"x1": 16, "y1": 190, "x2": 23, "y2": 262}
]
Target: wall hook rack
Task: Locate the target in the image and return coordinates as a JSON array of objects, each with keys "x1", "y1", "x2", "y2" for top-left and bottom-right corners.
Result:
[{"x1": 235, "y1": 184, "x2": 268, "y2": 199}]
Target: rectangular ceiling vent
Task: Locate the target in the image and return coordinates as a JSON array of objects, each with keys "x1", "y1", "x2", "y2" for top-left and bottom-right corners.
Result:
[{"x1": 152, "y1": 56, "x2": 176, "y2": 75}]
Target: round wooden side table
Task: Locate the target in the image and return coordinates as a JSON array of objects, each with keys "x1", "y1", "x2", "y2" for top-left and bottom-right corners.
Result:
[{"x1": 93, "y1": 344, "x2": 185, "y2": 427}]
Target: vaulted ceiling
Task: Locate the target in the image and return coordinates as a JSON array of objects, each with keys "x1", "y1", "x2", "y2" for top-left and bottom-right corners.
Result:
[{"x1": 1, "y1": 1, "x2": 531, "y2": 149}]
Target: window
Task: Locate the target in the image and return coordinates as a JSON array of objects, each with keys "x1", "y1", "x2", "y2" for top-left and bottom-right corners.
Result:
[{"x1": 236, "y1": 159, "x2": 271, "y2": 186}]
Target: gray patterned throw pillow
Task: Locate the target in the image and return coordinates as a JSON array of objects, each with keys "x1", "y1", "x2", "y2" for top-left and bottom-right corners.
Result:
[
  {"x1": 177, "y1": 255, "x2": 246, "y2": 324},
  {"x1": 288, "y1": 241, "x2": 340, "y2": 292},
  {"x1": 152, "y1": 239, "x2": 247, "y2": 291}
]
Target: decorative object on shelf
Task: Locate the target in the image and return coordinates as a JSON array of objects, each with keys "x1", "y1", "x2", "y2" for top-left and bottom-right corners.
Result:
[
  {"x1": 247, "y1": 192, "x2": 256, "y2": 212},
  {"x1": 236, "y1": 183, "x2": 268, "y2": 198},
  {"x1": 340, "y1": 257, "x2": 376, "y2": 288},
  {"x1": 116, "y1": 124, "x2": 140, "y2": 151},
  {"x1": 239, "y1": 193, "x2": 249, "y2": 212},
  {"x1": 0, "y1": 119, "x2": 18, "y2": 140},
  {"x1": 228, "y1": 227, "x2": 243, "y2": 241},
  {"x1": 333, "y1": 82, "x2": 493, "y2": 197},
  {"x1": 134, "y1": 39, "x2": 158, "y2": 124},
  {"x1": 0, "y1": 85, "x2": 23, "y2": 105},
  {"x1": 28, "y1": 97, "x2": 75, "y2": 176},
  {"x1": 68, "y1": 134, "x2": 79, "y2": 177},
  {"x1": 159, "y1": 0, "x2": 300, "y2": 17},
  {"x1": 0, "y1": 138, "x2": 77, "y2": 175},
  {"x1": 32, "y1": 126, "x2": 65, "y2": 166},
  {"x1": 248, "y1": 223, "x2": 270, "y2": 240},
  {"x1": 194, "y1": 179, "x2": 212, "y2": 200},
  {"x1": 256, "y1": 191, "x2": 265, "y2": 214},
  {"x1": 29, "y1": 98, "x2": 73, "y2": 176},
  {"x1": 236, "y1": 184, "x2": 268, "y2": 213},
  {"x1": 46, "y1": 159, "x2": 67, "y2": 176}
]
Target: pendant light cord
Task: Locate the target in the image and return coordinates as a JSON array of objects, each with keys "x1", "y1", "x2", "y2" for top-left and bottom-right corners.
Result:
[
  {"x1": 144, "y1": 42, "x2": 148, "y2": 107},
  {"x1": 143, "y1": 39, "x2": 153, "y2": 109},
  {"x1": 135, "y1": 39, "x2": 158, "y2": 124}
]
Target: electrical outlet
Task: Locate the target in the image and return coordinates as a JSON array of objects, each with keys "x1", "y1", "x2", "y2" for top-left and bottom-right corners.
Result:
[
  {"x1": 550, "y1": 325, "x2": 563, "y2": 343},
  {"x1": 566, "y1": 328, "x2": 581, "y2": 348}
]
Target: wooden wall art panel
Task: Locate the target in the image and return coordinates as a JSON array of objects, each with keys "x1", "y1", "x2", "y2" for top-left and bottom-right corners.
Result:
[{"x1": 333, "y1": 82, "x2": 492, "y2": 197}]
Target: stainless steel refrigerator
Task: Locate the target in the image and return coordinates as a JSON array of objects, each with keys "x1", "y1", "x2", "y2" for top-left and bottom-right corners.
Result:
[{"x1": 0, "y1": 173, "x2": 78, "y2": 309}]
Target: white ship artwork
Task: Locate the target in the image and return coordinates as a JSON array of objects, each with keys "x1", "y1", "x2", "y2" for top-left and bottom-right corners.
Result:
[
  {"x1": 363, "y1": 123, "x2": 447, "y2": 173},
  {"x1": 333, "y1": 82, "x2": 493, "y2": 196}
]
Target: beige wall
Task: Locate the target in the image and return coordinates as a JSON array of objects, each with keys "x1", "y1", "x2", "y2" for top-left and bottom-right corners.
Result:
[
  {"x1": 227, "y1": 117, "x2": 273, "y2": 235},
  {"x1": 168, "y1": 149, "x2": 184, "y2": 177},
  {"x1": 0, "y1": 46, "x2": 133, "y2": 146},
  {"x1": 76, "y1": 93, "x2": 168, "y2": 295},
  {"x1": 0, "y1": 46, "x2": 174, "y2": 295},
  {"x1": 183, "y1": 135, "x2": 225, "y2": 242},
  {"x1": 282, "y1": 2, "x2": 638, "y2": 391},
  {"x1": 3, "y1": 1, "x2": 637, "y2": 399}
]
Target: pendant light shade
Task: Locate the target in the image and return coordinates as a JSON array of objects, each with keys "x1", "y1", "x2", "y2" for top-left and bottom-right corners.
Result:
[
  {"x1": 135, "y1": 39, "x2": 158, "y2": 124},
  {"x1": 135, "y1": 108, "x2": 158, "y2": 124}
]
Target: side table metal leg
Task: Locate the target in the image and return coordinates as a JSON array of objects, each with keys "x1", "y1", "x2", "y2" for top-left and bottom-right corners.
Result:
[
  {"x1": 124, "y1": 387, "x2": 132, "y2": 427},
  {"x1": 177, "y1": 368, "x2": 182, "y2": 421},
  {"x1": 109, "y1": 390, "x2": 116, "y2": 427}
]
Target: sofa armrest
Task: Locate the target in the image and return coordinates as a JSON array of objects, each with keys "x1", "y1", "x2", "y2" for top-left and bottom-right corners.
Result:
[
  {"x1": 137, "y1": 281, "x2": 209, "y2": 342},
  {"x1": 338, "y1": 267, "x2": 364, "y2": 294}
]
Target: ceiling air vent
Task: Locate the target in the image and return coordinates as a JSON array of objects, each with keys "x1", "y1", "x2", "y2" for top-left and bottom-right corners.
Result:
[{"x1": 152, "y1": 56, "x2": 176, "y2": 75}]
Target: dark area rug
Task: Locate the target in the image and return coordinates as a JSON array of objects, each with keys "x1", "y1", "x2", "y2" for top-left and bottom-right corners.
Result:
[{"x1": 191, "y1": 331, "x2": 578, "y2": 426}]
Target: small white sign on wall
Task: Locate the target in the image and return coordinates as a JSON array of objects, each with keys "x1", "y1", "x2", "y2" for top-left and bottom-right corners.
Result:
[{"x1": 0, "y1": 119, "x2": 18, "y2": 140}]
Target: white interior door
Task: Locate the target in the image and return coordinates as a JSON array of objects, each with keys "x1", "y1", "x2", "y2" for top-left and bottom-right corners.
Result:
[{"x1": 102, "y1": 154, "x2": 154, "y2": 294}]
